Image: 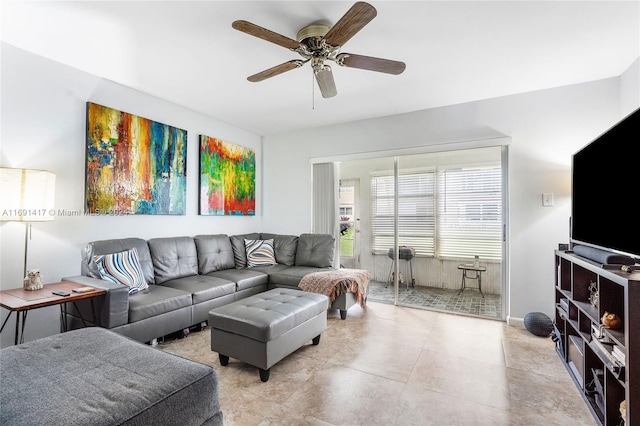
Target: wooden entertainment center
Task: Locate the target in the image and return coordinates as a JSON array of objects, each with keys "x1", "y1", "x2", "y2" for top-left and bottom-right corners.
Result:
[{"x1": 554, "y1": 250, "x2": 639, "y2": 425}]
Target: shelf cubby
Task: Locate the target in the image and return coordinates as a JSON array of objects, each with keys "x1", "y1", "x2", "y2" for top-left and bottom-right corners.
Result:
[
  {"x1": 599, "y1": 277, "x2": 625, "y2": 331},
  {"x1": 557, "y1": 257, "x2": 572, "y2": 292},
  {"x1": 572, "y1": 263, "x2": 598, "y2": 304},
  {"x1": 605, "y1": 369, "x2": 626, "y2": 425},
  {"x1": 585, "y1": 345, "x2": 606, "y2": 424}
]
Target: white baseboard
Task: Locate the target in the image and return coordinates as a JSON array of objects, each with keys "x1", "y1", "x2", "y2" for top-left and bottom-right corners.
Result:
[{"x1": 507, "y1": 316, "x2": 525, "y2": 328}]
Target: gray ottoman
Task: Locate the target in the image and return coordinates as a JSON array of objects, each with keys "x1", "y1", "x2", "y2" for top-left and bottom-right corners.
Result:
[{"x1": 208, "y1": 288, "x2": 329, "y2": 382}]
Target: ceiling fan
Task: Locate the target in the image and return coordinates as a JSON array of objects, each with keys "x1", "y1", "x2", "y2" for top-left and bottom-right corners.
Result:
[{"x1": 232, "y1": 1, "x2": 406, "y2": 98}]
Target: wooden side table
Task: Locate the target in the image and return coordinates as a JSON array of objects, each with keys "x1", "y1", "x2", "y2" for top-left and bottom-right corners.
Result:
[
  {"x1": 0, "y1": 281, "x2": 106, "y2": 345},
  {"x1": 457, "y1": 264, "x2": 487, "y2": 298}
]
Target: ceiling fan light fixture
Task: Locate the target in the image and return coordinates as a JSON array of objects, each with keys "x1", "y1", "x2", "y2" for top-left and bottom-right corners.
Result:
[
  {"x1": 296, "y1": 23, "x2": 331, "y2": 42},
  {"x1": 314, "y1": 65, "x2": 337, "y2": 98}
]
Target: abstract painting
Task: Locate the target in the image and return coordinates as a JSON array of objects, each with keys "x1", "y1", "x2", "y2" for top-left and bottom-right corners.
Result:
[
  {"x1": 199, "y1": 135, "x2": 255, "y2": 216},
  {"x1": 85, "y1": 102, "x2": 187, "y2": 215}
]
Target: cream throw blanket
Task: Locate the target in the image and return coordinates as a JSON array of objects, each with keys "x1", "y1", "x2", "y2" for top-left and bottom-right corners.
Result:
[{"x1": 298, "y1": 268, "x2": 370, "y2": 308}]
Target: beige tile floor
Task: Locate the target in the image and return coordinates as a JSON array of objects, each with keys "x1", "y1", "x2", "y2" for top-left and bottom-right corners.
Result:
[{"x1": 158, "y1": 302, "x2": 595, "y2": 425}]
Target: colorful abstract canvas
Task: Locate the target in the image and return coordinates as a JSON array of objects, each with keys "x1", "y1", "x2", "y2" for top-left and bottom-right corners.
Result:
[
  {"x1": 85, "y1": 102, "x2": 187, "y2": 215},
  {"x1": 199, "y1": 135, "x2": 255, "y2": 216}
]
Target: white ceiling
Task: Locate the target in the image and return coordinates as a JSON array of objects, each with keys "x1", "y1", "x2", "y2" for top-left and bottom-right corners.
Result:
[{"x1": 2, "y1": 1, "x2": 639, "y2": 136}]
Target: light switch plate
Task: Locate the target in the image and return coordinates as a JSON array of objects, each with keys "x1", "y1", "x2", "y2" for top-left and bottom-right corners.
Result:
[{"x1": 542, "y1": 193, "x2": 554, "y2": 206}]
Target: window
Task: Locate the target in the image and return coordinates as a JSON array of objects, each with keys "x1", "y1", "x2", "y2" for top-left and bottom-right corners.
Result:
[
  {"x1": 339, "y1": 184, "x2": 356, "y2": 258},
  {"x1": 371, "y1": 172, "x2": 435, "y2": 256},
  {"x1": 371, "y1": 165, "x2": 501, "y2": 260},
  {"x1": 339, "y1": 207, "x2": 353, "y2": 216},
  {"x1": 437, "y1": 167, "x2": 502, "y2": 260}
]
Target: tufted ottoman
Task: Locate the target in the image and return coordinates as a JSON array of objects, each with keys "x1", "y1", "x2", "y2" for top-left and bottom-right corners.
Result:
[{"x1": 208, "y1": 288, "x2": 329, "y2": 382}]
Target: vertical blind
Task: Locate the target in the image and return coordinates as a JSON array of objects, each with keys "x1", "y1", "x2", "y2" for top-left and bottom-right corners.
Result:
[{"x1": 371, "y1": 165, "x2": 502, "y2": 260}]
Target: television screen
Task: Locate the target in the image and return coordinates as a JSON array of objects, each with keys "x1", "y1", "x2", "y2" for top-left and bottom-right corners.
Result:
[{"x1": 571, "y1": 107, "x2": 640, "y2": 260}]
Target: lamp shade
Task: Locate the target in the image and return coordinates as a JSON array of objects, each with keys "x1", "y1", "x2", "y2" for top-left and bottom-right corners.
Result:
[{"x1": 0, "y1": 168, "x2": 56, "y2": 222}]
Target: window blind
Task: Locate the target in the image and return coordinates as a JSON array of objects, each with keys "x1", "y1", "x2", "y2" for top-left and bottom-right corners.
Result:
[
  {"x1": 370, "y1": 165, "x2": 502, "y2": 260},
  {"x1": 371, "y1": 172, "x2": 435, "y2": 256},
  {"x1": 437, "y1": 167, "x2": 502, "y2": 260}
]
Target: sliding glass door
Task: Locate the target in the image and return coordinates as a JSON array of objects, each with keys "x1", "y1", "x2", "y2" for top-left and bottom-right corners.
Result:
[{"x1": 334, "y1": 145, "x2": 506, "y2": 319}]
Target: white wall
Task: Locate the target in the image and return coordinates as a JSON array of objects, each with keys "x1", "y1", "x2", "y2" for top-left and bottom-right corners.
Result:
[
  {"x1": 0, "y1": 44, "x2": 262, "y2": 346},
  {"x1": 262, "y1": 59, "x2": 640, "y2": 324}
]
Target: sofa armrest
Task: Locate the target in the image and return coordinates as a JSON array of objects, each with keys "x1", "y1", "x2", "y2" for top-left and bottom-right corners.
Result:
[{"x1": 62, "y1": 276, "x2": 129, "y2": 329}]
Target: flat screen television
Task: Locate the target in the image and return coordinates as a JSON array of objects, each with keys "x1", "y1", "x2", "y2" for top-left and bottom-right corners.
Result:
[{"x1": 571, "y1": 106, "x2": 640, "y2": 260}]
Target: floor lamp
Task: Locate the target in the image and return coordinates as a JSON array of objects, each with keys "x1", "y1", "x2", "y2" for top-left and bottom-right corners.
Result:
[{"x1": 0, "y1": 168, "x2": 56, "y2": 284}]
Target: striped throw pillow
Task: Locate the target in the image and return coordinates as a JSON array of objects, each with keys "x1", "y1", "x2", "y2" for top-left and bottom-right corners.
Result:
[
  {"x1": 93, "y1": 247, "x2": 149, "y2": 294},
  {"x1": 244, "y1": 239, "x2": 276, "y2": 267}
]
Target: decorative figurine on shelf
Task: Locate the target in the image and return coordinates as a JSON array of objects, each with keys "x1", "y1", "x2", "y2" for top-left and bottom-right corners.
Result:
[
  {"x1": 601, "y1": 311, "x2": 622, "y2": 329},
  {"x1": 588, "y1": 281, "x2": 599, "y2": 309},
  {"x1": 23, "y1": 269, "x2": 44, "y2": 291}
]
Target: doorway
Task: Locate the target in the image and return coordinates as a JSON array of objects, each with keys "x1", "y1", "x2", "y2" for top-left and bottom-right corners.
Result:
[{"x1": 339, "y1": 179, "x2": 360, "y2": 269}]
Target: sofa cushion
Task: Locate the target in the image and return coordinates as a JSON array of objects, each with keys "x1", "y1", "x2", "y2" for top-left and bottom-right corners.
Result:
[
  {"x1": 245, "y1": 239, "x2": 276, "y2": 267},
  {"x1": 248, "y1": 263, "x2": 290, "y2": 275},
  {"x1": 207, "y1": 268, "x2": 269, "y2": 291},
  {"x1": 159, "y1": 275, "x2": 236, "y2": 304},
  {"x1": 148, "y1": 237, "x2": 198, "y2": 284},
  {"x1": 93, "y1": 247, "x2": 149, "y2": 294},
  {"x1": 230, "y1": 233, "x2": 260, "y2": 268},
  {"x1": 261, "y1": 233, "x2": 298, "y2": 266},
  {"x1": 82, "y1": 238, "x2": 155, "y2": 285},
  {"x1": 127, "y1": 285, "x2": 192, "y2": 323},
  {"x1": 295, "y1": 234, "x2": 335, "y2": 268},
  {"x1": 268, "y1": 266, "x2": 333, "y2": 288},
  {"x1": 194, "y1": 234, "x2": 235, "y2": 274}
]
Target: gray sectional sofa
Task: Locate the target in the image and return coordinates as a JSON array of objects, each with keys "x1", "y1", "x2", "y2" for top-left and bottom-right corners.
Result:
[
  {"x1": 63, "y1": 233, "x2": 339, "y2": 344},
  {"x1": 0, "y1": 327, "x2": 223, "y2": 426}
]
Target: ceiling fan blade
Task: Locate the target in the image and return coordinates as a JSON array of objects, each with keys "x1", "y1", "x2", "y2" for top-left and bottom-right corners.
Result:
[
  {"x1": 324, "y1": 2, "x2": 377, "y2": 47},
  {"x1": 336, "y1": 53, "x2": 406, "y2": 75},
  {"x1": 315, "y1": 66, "x2": 337, "y2": 98},
  {"x1": 232, "y1": 20, "x2": 303, "y2": 51},
  {"x1": 247, "y1": 60, "x2": 304, "y2": 82}
]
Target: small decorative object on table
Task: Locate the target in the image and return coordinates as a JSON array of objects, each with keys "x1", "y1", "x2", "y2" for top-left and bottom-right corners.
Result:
[
  {"x1": 601, "y1": 311, "x2": 622, "y2": 329},
  {"x1": 23, "y1": 269, "x2": 44, "y2": 291}
]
